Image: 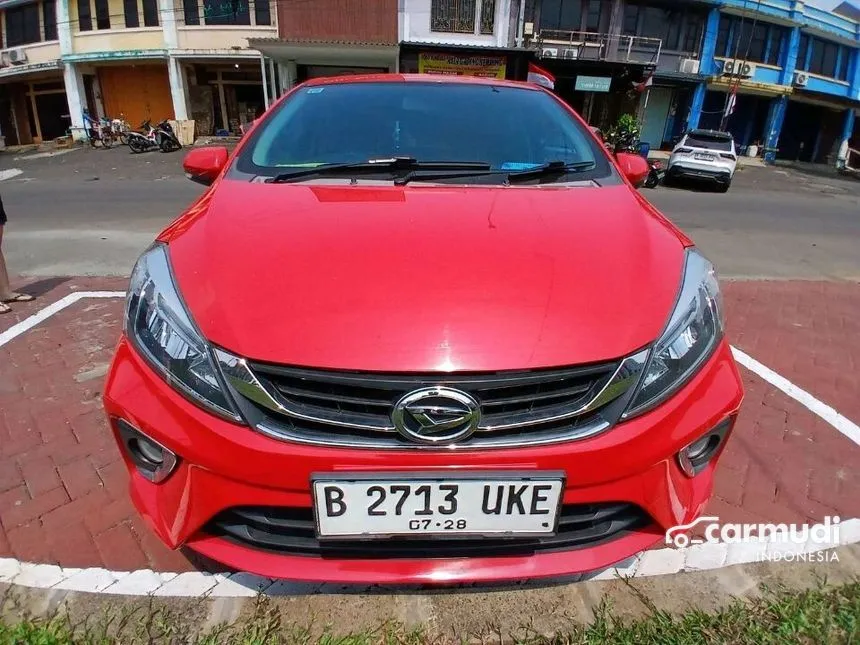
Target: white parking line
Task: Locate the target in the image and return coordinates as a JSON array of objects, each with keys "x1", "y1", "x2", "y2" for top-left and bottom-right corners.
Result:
[
  {"x1": 0, "y1": 292, "x2": 858, "y2": 596},
  {"x1": 0, "y1": 169, "x2": 23, "y2": 182},
  {"x1": 732, "y1": 347, "x2": 860, "y2": 447},
  {"x1": 0, "y1": 291, "x2": 125, "y2": 348}
]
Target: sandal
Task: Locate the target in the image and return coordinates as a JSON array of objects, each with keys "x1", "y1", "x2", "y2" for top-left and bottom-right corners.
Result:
[
  {"x1": 1, "y1": 292, "x2": 34, "y2": 303},
  {"x1": 0, "y1": 302, "x2": 10, "y2": 314}
]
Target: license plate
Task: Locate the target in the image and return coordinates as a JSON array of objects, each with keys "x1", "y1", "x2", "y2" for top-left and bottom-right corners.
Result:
[
  {"x1": 312, "y1": 474, "x2": 564, "y2": 538},
  {"x1": 694, "y1": 153, "x2": 714, "y2": 161}
]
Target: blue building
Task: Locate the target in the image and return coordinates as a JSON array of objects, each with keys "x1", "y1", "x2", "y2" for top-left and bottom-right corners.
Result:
[
  {"x1": 690, "y1": 0, "x2": 860, "y2": 164},
  {"x1": 524, "y1": 0, "x2": 859, "y2": 164}
]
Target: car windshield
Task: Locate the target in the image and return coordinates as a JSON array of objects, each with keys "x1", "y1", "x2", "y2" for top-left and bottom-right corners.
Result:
[
  {"x1": 233, "y1": 81, "x2": 613, "y2": 184},
  {"x1": 685, "y1": 133, "x2": 733, "y2": 152}
]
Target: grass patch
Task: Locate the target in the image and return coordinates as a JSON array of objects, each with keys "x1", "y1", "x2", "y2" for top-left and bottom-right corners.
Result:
[{"x1": 0, "y1": 581, "x2": 858, "y2": 644}]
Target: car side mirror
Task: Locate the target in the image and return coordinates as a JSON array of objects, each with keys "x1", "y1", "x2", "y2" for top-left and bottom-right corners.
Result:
[
  {"x1": 615, "y1": 152, "x2": 651, "y2": 188},
  {"x1": 183, "y1": 146, "x2": 229, "y2": 186}
]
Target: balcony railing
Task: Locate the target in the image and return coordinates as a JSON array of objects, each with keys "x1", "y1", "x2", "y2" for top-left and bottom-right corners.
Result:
[{"x1": 534, "y1": 30, "x2": 662, "y2": 66}]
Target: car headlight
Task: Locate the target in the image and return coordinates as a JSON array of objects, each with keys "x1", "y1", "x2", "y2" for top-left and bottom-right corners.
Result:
[
  {"x1": 623, "y1": 249, "x2": 724, "y2": 418},
  {"x1": 125, "y1": 243, "x2": 241, "y2": 422}
]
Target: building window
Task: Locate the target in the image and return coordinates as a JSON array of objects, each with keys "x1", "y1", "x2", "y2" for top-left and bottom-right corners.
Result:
[
  {"x1": 431, "y1": 0, "x2": 477, "y2": 33},
  {"x1": 664, "y1": 11, "x2": 682, "y2": 50},
  {"x1": 124, "y1": 0, "x2": 140, "y2": 27},
  {"x1": 204, "y1": 0, "x2": 250, "y2": 25},
  {"x1": 142, "y1": 0, "x2": 159, "y2": 25},
  {"x1": 622, "y1": 5, "x2": 638, "y2": 35},
  {"x1": 479, "y1": 0, "x2": 494, "y2": 34},
  {"x1": 77, "y1": 0, "x2": 92, "y2": 30},
  {"x1": 182, "y1": 0, "x2": 199, "y2": 24},
  {"x1": 837, "y1": 49, "x2": 849, "y2": 81},
  {"x1": 746, "y1": 23, "x2": 767, "y2": 62},
  {"x1": 183, "y1": 0, "x2": 199, "y2": 24},
  {"x1": 717, "y1": 17, "x2": 786, "y2": 64},
  {"x1": 94, "y1": 0, "x2": 110, "y2": 29},
  {"x1": 797, "y1": 34, "x2": 809, "y2": 69},
  {"x1": 254, "y1": 0, "x2": 270, "y2": 26},
  {"x1": 621, "y1": 3, "x2": 704, "y2": 51},
  {"x1": 5, "y1": 3, "x2": 41, "y2": 46},
  {"x1": 715, "y1": 15, "x2": 731, "y2": 56},
  {"x1": 682, "y1": 14, "x2": 703, "y2": 52},
  {"x1": 810, "y1": 40, "x2": 837, "y2": 77},
  {"x1": 430, "y1": 0, "x2": 495, "y2": 35},
  {"x1": 43, "y1": 0, "x2": 57, "y2": 40},
  {"x1": 765, "y1": 29, "x2": 782, "y2": 65},
  {"x1": 540, "y1": 0, "x2": 585, "y2": 31},
  {"x1": 585, "y1": 0, "x2": 601, "y2": 31}
]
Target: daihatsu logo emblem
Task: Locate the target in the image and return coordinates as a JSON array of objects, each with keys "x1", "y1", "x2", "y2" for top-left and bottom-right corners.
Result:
[{"x1": 392, "y1": 387, "x2": 480, "y2": 445}]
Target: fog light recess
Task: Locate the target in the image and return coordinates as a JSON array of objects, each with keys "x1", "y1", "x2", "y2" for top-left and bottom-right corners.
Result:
[
  {"x1": 113, "y1": 418, "x2": 179, "y2": 483},
  {"x1": 677, "y1": 418, "x2": 733, "y2": 478}
]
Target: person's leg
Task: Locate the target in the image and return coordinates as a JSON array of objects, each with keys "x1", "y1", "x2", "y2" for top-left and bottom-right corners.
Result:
[
  {"x1": 0, "y1": 226, "x2": 10, "y2": 312},
  {"x1": 0, "y1": 224, "x2": 33, "y2": 305}
]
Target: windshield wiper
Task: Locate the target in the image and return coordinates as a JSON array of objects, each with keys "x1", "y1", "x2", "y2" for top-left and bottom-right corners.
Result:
[
  {"x1": 269, "y1": 157, "x2": 491, "y2": 184},
  {"x1": 505, "y1": 160, "x2": 597, "y2": 184}
]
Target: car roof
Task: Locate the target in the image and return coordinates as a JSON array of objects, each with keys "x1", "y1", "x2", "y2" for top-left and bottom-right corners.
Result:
[
  {"x1": 300, "y1": 73, "x2": 542, "y2": 92},
  {"x1": 688, "y1": 129, "x2": 734, "y2": 140}
]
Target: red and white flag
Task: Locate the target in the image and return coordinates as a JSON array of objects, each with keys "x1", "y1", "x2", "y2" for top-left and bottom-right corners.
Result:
[
  {"x1": 528, "y1": 63, "x2": 555, "y2": 90},
  {"x1": 632, "y1": 71, "x2": 654, "y2": 92},
  {"x1": 724, "y1": 87, "x2": 737, "y2": 117}
]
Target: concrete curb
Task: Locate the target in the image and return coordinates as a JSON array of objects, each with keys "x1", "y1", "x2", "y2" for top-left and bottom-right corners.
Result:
[
  {"x1": 2, "y1": 545, "x2": 858, "y2": 637},
  {"x1": 0, "y1": 525, "x2": 857, "y2": 597}
]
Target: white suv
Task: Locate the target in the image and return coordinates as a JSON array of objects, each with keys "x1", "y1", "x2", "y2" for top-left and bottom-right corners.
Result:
[{"x1": 667, "y1": 129, "x2": 738, "y2": 192}]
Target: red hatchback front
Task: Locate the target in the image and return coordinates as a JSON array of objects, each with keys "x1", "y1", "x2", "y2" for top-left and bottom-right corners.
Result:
[{"x1": 103, "y1": 75, "x2": 743, "y2": 584}]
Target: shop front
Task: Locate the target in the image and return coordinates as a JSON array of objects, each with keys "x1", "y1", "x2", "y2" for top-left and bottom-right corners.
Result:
[
  {"x1": 398, "y1": 43, "x2": 533, "y2": 81},
  {"x1": 700, "y1": 78, "x2": 793, "y2": 158},
  {"x1": 0, "y1": 64, "x2": 67, "y2": 145},
  {"x1": 96, "y1": 62, "x2": 174, "y2": 127},
  {"x1": 779, "y1": 94, "x2": 853, "y2": 164},
  {"x1": 182, "y1": 61, "x2": 267, "y2": 136},
  {"x1": 531, "y1": 58, "x2": 653, "y2": 130},
  {"x1": 248, "y1": 38, "x2": 399, "y2": 97}
]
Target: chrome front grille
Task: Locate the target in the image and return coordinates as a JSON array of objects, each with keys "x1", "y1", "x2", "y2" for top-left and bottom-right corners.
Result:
[{"x1": 216, "y1": 348, "x2": 649, "y2": 449}]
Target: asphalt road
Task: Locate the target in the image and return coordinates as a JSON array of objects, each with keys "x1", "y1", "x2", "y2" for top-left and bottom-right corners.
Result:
[{"x1": 2, "y1": 145, "x2": 859, "y2": 279}]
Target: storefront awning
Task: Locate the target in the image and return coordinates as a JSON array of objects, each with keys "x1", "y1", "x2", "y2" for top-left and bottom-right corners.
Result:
[
  {"x1": 248, "y1": 38, "x2": 398, "y2": 67},
  {"x1": 707, "y1": 77, "x2": 793, "y2": 97},
  {"x1": 0, "y1": 60, "x2": 63, "y2": 80}
]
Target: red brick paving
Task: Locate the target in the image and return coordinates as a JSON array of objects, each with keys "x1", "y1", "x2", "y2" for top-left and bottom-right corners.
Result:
[
  {"x1": 0, "y1": 277, "x2": 858, "y2": 572},
  {"x1": 725, "y1": 280, "x2": 860, "y2": 423}
]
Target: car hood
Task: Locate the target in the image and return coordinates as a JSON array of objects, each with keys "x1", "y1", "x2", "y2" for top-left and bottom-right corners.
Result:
[{"x1": 164, "y1": 181, "x2": 687, "y2": 372}]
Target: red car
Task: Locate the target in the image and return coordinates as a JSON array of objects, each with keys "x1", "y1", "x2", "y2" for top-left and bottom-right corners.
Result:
[{"x1": 103, "y1": 75, "x2": 743, "y2": 584}]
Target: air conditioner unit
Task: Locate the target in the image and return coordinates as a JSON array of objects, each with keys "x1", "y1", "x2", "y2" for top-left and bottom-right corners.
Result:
[
  {"x1": 562, "y1": 46, "x2": 580, "y2": 59},
  {"x1": 679, "y1": 58, "x2": 700, "y2": 74},
  {"x1": 7, "y1": 48, "x2": 27, "y2": 65},
  {"x1": 793, "y1": 71, "x2": 809, "y2": 87},
  {"x1": 721, "y1": 60, "x2": 735, "y2": 75},
  {"x1": 541, "y1": 47, "x2": 558, "y2": 58},
  {"x1": 741, "y1": 62, "x2": 755, "y2": 77}
]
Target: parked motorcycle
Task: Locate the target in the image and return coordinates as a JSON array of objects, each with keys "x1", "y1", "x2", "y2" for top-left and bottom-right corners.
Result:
[
  {"x1": 643, "y1": 158, "x2": 664, "y2": 188},
  {"x1": 127, "y1": 119, "x2": 182, "y2": 154}
]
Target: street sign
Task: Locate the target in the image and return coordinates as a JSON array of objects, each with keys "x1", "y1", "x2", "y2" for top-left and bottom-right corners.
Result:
[{"x1": 575, "y1": 76, "x2": 612, "y2": 92}]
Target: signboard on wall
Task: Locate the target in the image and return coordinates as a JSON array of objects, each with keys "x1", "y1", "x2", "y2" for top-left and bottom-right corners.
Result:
[
  {"x1": 418, "y1": 53, "x2": 506, "y2": 79},
  {"x1": 575, "y1": 76, "x2": 612, "y2": 92}
]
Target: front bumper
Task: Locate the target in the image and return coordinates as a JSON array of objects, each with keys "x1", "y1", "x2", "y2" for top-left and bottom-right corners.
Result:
[{"x1": 103, "y1": 337, "x2": 743, "y2": 584}]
